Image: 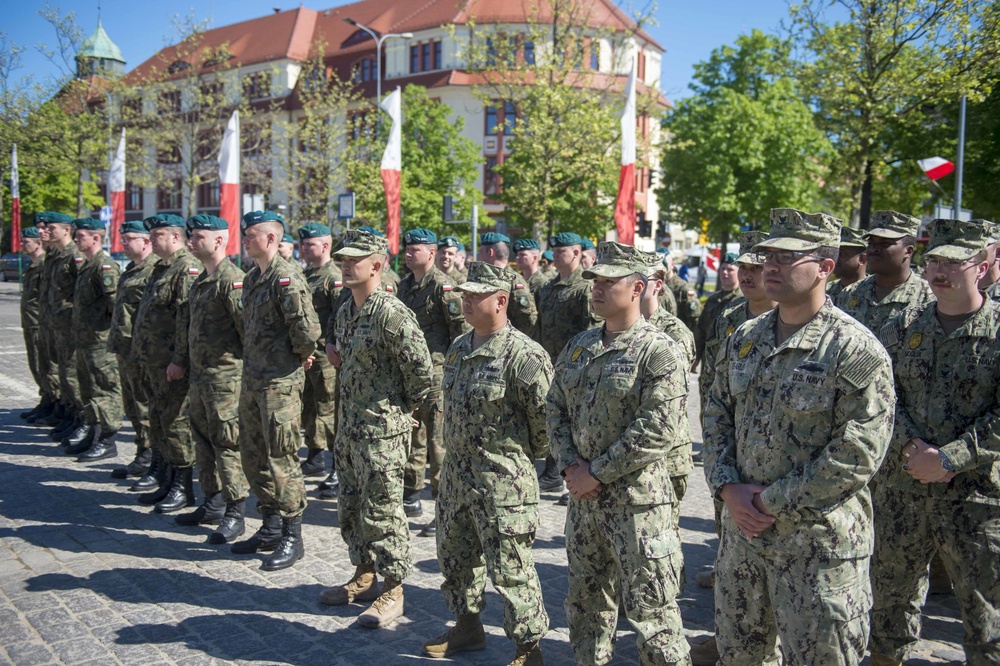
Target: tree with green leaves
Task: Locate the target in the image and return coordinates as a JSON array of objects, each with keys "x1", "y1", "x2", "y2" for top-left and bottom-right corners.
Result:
[{"x1": 657, "y1": 30, "x2": 829, "y2": 245}]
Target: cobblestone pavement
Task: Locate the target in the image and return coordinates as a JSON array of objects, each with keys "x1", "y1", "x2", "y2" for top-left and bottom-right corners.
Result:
[{"x1": 0, "y1": 281, "x2": 967, "y2": 665}]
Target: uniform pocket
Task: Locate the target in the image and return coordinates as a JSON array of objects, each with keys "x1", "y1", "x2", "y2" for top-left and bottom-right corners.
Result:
[
  {"x1": 816, "y1": 558, "x2": 872, "y2": 622},
  {"x1": 495, "y1": 505, "x2": 538, "y2": 586},
  {"x1": 267, "y1": 388, "x2": 300, "y2": 458},
  {"x1": 629, "y1": 528, "x2": 681, "y2": 610}
]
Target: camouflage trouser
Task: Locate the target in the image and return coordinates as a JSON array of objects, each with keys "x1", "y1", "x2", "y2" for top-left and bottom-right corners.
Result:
[
  {"x1": 117, "y1": 354, "x2": 149, "y2": 450},
  {"x1": 143, "y1": 366, "x2": 194, "y2": 468},
  {"x1": 715, "y1": 515, "x2": 870, "y2": 666},
  {"x1": 38, "y1": 324, "x2": 61, "y2": 404},
  {"x1": 302, "y1": 352, "x2": 337, "y2": 453},
  {"x1": 335, "y1": 430, "x2": 411, "y2": 582},
  {"x1": 190, "y1": 380, "x2": 247, "y2": 504},
  {"x1": 668, "y1": 475, "x2": 688, "y2": 533},
  {"x1": 565, "y1": 500, "x2": 689, "y2": 666},
  {"x1": 239, "y1": 380, "x2": 306, "y2": 519},
  {"x1": 436, "y1": 469, "x2": 548, "y2": 644},
  {"x1": 870, "y1": 487, "x2": 1000, "y2": 665},
  {"x1": 23, "y1": 326, "x2": 46, "y2": 401},
  {"x1": 76, "y1": 342, "x2": 122, "y2": 432},
  {"x1": 53, "y1": 324, "x2": 81, "y2": 411},
  {"x1": 405, "y1": 394, "x2": 445, "y2": 499}
]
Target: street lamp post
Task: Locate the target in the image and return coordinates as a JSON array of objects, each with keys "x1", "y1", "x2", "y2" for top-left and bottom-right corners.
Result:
[{"x1": 342, "y1": 18, "x2": 413, "y2": 106}]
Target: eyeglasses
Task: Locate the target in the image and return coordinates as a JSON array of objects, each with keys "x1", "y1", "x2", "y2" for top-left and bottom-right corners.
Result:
[
  {"x1": 760, "y1": 250, "x2": 824, "y2": 266},
  {"x1": 925, "y1": 256, "x2": 977, "y2": 271}
]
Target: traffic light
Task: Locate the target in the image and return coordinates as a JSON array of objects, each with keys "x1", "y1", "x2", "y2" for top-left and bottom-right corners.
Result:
[{"x1": 637, "y1": 210, "x2": 651, "y2": 237}]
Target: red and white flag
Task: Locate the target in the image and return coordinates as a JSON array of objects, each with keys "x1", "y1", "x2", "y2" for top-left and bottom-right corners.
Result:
[
  {"x1": 10, "y1": 144, "x2": 20, "y2": 252},
  {"x1": 380, "y1": 87, "x2": 402, "y2": 256},
  {"x1": 613, "y1": 63, "x2": 637, "y2": 246},
  {"x1": 218, "y1": 110, "x2": 241, "y2": 256},
  {"x1": 918, "y1": 156, "x2": 955, "y2": 181},
  {"x1": 108, "y1": 129, "x2": 126, "y2": 252}
]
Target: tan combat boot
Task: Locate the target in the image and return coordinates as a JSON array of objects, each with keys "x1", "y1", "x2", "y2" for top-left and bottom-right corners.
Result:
[
  {"x1": 509, "y1": 641, "x2": 543, "y2": 666},
  {"x1": 690, "y1": 636, "x2": 720, "y2": 665},
  {"x1": 423, "y1": 612, "x2": 487, "y2": 658},
  {"x1": 870, "y1": 653, "x2": 903, "y2": 666},
  {"x1": 358, "y1": 577, "x2": 404, "y2": 628},
  {"x1": 318, "y1": 564, "x2": 380, "y2": 605}
]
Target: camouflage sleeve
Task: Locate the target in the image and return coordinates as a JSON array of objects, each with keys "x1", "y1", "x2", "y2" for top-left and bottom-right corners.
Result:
[
  {"x1": 661, "y1": 286, "x2": 677, "y2": 315},
  {"x1": 227, "y1": 283, "x2": 245, "y2": 347},
  {"x1": 833, "y1": 281, "x2": 856, "y2": 310},
  {"x1": 513, "y1": 347, "x2": 553, "y2": 460},
  {"x1": 702, "y1": 331, "x2": 743, "y2": 495},
  {"x1": 579, "y1": 283, "x2": 602, "y2": 331},
  {"x1": 388, "y1": 306, "x2": 434, "y2": 410},
  {"x1": 878, "y1": 313, "x2": 924, "y2": 455},
  {"x1": 545, "y1": 345, "x2": 579, "y2": 472},
  {"x1": 280, "y1": 280, "x2": 322, "y2": 361},
  {"x1": 440, "y1": 284, "x2": 470, "y2": 341},
  {"x1": 758, "y1": 339, "x2": 895, "y2": 521},
  {"x1": 589, "y1": 339, "x2": 687, "y2": 484},
  {"x1": 694, "y1": 303, "x2": 712, "y2": 362},
  {"x1": 939, "y1": 396, "x2": 1000, "y2": 473},
  {"x1": 170, "y1": 269, "x2": 198, "y2": 368},
  {"x1": 509, "y1": 286, "x2": 538, "y2": 334}
]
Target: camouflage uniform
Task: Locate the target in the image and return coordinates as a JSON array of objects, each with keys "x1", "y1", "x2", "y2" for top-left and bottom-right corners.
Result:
[
  {"x1": 185, "y1": 259, "x2": 247, "y2": 503},
  {"x1": 396, "y1": 265, "x2": 467, "y2": 499},
  {"x1": 72, "y1": 249, "x2": 122, "y2": 433},
  {"x1": 507, "y1": 279, "x2": 537, "y2": 335},
  {"x1": 331, "y1": 289, "x2": 434, "y2": 581},
  {"x1": 525, "y1": 269, "x2": 550, "y2": 298},
  {"x1": 108, "y1": 254, "x2": 157, "y2": 452},
  {"x1": 42, "y1": 241, "x2": 83, "y2": 412},
  {"x1": 131, "y1": 247, "x2": 201, "y2": 469},
  {"x1": 446, "y1": 266, "x2": 467, "y2": 285},
  {"x1": 657, "y1": 281, "x2": 678, "y2": 316},
  {"x1": 438, "y1": 317, "x2": 553, "y2": 645},
  {"x1": 534, "y1": 265, "x2": 600, "y2": 361},
  {"x1": 703, "y1": 299, "x2": 896, "y2": 666},
  {"x1": 985, "y1": 279, "x2": 1000, "y2": 301},
  {"x1": 240, "y1": 254, "x2": 320, "y2": 519},
  {"x1": 20, "y1": 252, "x2": 54, "y2": 405},
  {"x1": 696, "y1": 288, "x2": 743, "y2": 413},
  {"x1": 303, "y1": 260, "x2": 343, "y2": 456},
  {"x1": 665, "y1": 273, "x2": 700, "y2": 332},
  {"x1": 548, "y1": 316, "x2": 690, "y2": 665},
  {"x1": 825, "y1": 278, "x2": 849, "y2": 301},
  {"x1": 835, "y1": 270, "x2": 934, "y2": 334}
]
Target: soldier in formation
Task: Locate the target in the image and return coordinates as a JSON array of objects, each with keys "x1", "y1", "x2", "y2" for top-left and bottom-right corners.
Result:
[
  {"x1": 436, "y1": 235, "x2": 467, "y2": 284},
  {"x1": 513, "y1": 238, "x2": 550, "y2": 297},
  {"x1": 17, "y1": 226, "x2": 52, "y2": 423},
  {"x1": 477, "y1": 232, "x2": 537, "y2": 335},
  {"x1": 826, "y1": 226, "x2": 868, "y2": 301},
  {"x1": 976, "y1": 220, "x2": 1000, "y2": 299}
]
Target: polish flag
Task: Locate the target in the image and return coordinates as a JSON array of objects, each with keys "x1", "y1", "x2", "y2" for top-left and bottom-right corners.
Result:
[
  {"x1": 380, "y1": 88, "x2": 402, "y2": 256},
  {"x1": 613, "y1": 63, "x2": 637, "y2": 246},
  {"x1": 108, "y1": 129, "x2": 126, "y2": 252},
  {"x1": 10, "y1": 144, "x2": 20, "y2": 252},
  {"x1": 917, "y1": 157, "x2": 955, "y2": 181},
  {"x1": 705, "y1": 247, "x2": 720, "y2": 272},
  {"x1": 218, "y1": 110, "x2": 241, "y2": 256}
]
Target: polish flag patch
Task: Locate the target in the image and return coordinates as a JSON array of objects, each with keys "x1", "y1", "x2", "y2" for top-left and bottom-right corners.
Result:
[
  {"x1": 102, "y1": 264, "x2": 113, "y2": 271},
  {"x1": 188, "y1": 267, "x2": 200, "y2": 275},
  {"x1": 516, "y1": 283, "x2": 525, "y2": 290},
  {"x1": 74, "y1": 257, "x2": 84, "y2": 264},
  {"x1": 442, "y1": 285, "x2": 453, "y2": 291},
  {"x1": 385, "y1": 285, "x2": 394, "y2": 293},
  {"x1": 232, "y1": 281, "x2": 243, "y2": 289},
  {"x1": 334, "y1": 281, "x2": 343, "y2": 288},
  {"x1": 279, "y1": 277, "x2": 291, "y2": 287}
]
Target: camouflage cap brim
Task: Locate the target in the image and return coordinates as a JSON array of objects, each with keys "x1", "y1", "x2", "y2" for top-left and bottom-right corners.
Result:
[
  {"x1": 455, "y1": 281, "x2": 509, "y2": 294},
  {"x1": 736, "y1": 252, "x2": 765, "y2": 265},
  {"x1": 582, "y1": 264, "x2": 642, "y2": 280},
  {"x1": 753, "y1": 236, "x2": 822, "y2": 252},
  {"x1": 333, "y1": 246, "x2": 377, "y2": 258},
  {"x1": 923, "y1": 244, "x2": 981, "y2": 261},
  {"x1": 864, "y1": 228, "x2": 909, "y2": 240}
]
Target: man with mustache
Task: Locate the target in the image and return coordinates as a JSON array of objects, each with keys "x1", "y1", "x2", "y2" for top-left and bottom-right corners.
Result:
[{"x1": 974, "y1": 220, "x2": 1000, "y2": 299}]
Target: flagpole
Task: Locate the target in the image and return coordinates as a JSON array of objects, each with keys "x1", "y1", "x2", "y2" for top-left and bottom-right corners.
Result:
[{"x1": 953, "y1": 95, "x2": 966, "y2": 219}]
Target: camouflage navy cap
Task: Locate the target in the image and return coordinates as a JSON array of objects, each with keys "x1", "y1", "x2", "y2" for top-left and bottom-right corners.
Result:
[
  {"x1": 541, "y1": 250, "x2": 554, "y2": 261},
  {"x1": 119, "y1": 220, "x2": 149, "y2": 235},
  {"x1": 971, "y1": 219, "x2": 999, "y2": 244},
  {"x1": 456, "y1": 261, "x2": 519, "y2": 294},
  {"x1": 755, "y1": 208, "x2": 841, "y2": 252},
  {"x1": 334, "y1": 229, "x2": 389, "y2": 257},
  {"x1": 549, "y1": 232, "x2": 584, "y2": 248},
  {"x1": 865, "y1": 210, "x2": 920, "y2": 240},
  {"x1": 736, "y1": 231, "x2": 768, "y2": 265},
  {"x1": 580, "y1": 237, "x2": 596, "y2": 251},
  {"x1": 73, "y1": 218, "x2": 104, "y2": 231},
  {"x1": 583, "y1": 241, "x2": 655, "y2": 279},
  {"x1": 20, "y1": 226, "x2": 40, "y2": 238},
  {"x1": 480, "y1": 232, "x2": 510, "y2": 246},
  {"x1": 513, "y1": 238, "x2": 540, "y2": 252},
  {"x1": 923, "y1": 219, "x2": 988, "y2": 261},
  {"x1": 839, "y1": 226, "x2": 867, "y2": 249},
  {"x1": 35, "y1": 211, "x2": 74, "y2": 225},
  {"x1": 438, "y1": 235, "x2": 462, "y2": 249},
  {"x1": 240, "y1": 210, "x2": 283, "y2": 233},
  {"x1": 186, "y1": 214, "x2": 228, "y2": 232},
  {"x1": 146, "y1": 214, "x2": 187, "y2": 230},
  {"x1": 403, "y1": 228, "x2": 437, "y2": 246},
  {"x1": 298, "y1": 222, "x2": 331, "y2": 239}
]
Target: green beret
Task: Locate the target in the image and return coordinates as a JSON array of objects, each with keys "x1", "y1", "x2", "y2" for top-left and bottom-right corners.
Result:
[
  {"x1": 20, "y1": 226, "x2": 40, "y2": 239},
  {"x1": 513, "y1": 238, "x2": 540, "y2": 252},
  {"x1": 281, "y1": 233, "x2": 295, "y2": 244},
  {"x1": 357, "y1": 225, "x2": 383, "y2": 237},
  {"x1": 541, "y1": 250, "x2": 554, "y2": 261},
  {"x1": 240, "y1": 210, "x2": 284, "y2": 232},
  {"x1": 580, "y1": 238, "x2": 596, "y2": 251},
  {"x1": 145, "y1": 214, "x2": 187, "y2": 230},
  {"x1": 186, "y1": 214, "x2": 228, "y2": 232},
  {"x1": 438, "y1": 235, "x2": 462, "y2": 249},
  {"x1": 298, "y1": 222, "x2": 332, "y2": 239},
  {"x1": 119, "y1": 221, "x2": 150, "y2": 235},
  {"x1": 549, "y1": 232, "x2": 584, "y2": 248},
  {"x1": 73, "y1": 218, "x2": 104, "y2": 231},
  {"x1": 457, "y1": 262, "x2": 519, "y2": 294},
  {"x1": 403, "y1": 228, "x2": 437, "y2": 246},
  {"x1": 721, "y1": 252, "x2": 739, "y2": 265},
  {"x1": 480, "y1": 232, "x2": 510, "y2": 246},
  {"x1": 35, "y1": 211, "x2": 74, "y2": 225}
]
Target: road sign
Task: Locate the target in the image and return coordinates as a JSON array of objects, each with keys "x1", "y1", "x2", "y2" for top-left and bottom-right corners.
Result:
[
  {"x1": 338, "y1": 193, "x2": 355, "y2": 220},
  {"x1": 99, "y1": 206, "x2": 112, "y2": 223}
]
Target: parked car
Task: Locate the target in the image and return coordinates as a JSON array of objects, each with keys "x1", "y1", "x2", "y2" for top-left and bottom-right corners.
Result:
[{"x1": 0, "y1": 254, "x2": 30, "y2": 282}]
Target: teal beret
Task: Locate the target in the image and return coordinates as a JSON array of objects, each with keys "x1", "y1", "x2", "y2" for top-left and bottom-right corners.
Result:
[
  {"x1": 541, "y1": 250, "x2": 554, "y2": 261},
  {"x1": 298, "y1": 222, "x2": 332, "y2": 239},
  {"x1": 580, "y1": 238, "x2": 596, "y2": 251},
  {"x1": 480, "y1": 232, "x2": 510, "y2": 246},
  {"x1": 281, "y1": 233, "x2": 295, "y2": 244},
  {"x1": 513, "y1": 238, "x2": 540, "y2": 252},
  {"x1": 186, "y1": 214, "x2": 228, "y2": 232},
  {"x1": 549, "y1": 232, "x2": 584, "y2": 248},
  {"x1": 73, "y1": 218, "x2": 104, "y2": 231},
  {"x1": 722, "y1": 252, "x2": 739, "y2": 265},
  {"x1": 357, "y1": 225, "x2": 383, "y2": 237},
  {"x1": 145, "y1": 214, "x2": 186, "y2": 230},
  {"x1": 403, "y1": 228, "x2": 437, "y2": 245},
  {"x1": 438, "y1": 235, "x2": 462, "y2": 249},
  {"x1": 20, "y1": 226, "x2": 40, "y2": 238},
  {"x1": 240, "y1": 210, "x2": 284, "y2": 232},
  {"x1": 119, "y1": 221, "x2": 150, "y2": 235},
  {"x1": 35, "y1": 211, "x2": 74, "y2": 225}
]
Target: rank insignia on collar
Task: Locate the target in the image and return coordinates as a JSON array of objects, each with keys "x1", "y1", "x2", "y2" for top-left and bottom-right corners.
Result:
[
  {"x1": 725, "y1": 324, "x2": 736, "y2": 337},
  {"x1": 908, "y1": 332, "x2": 922, "y2": 350},
  {"x1": 738, "y1": 340, "x2": 753, "y2": 359},
  {"x1": 848, "y1": 296, "x2": 860, "y2": 308},
  {"x1": 448, "y1": 350, "x2": 458, "y2": 364},
  {"x1": 571, "y1": 347, "x2": 584, "y2": 362}
]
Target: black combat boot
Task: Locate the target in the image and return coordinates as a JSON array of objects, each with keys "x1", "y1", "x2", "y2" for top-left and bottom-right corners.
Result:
[
  {"x1": 38, "y1": 402, "x2": 65, "y2": 427},
  {"x1": 317, "y1": 471, "x2": 340, "y2": 500},
  {"x1": 131, "y1": 450, "x2": 165, "y2": 491},
  {"x1": 77, "y1": 430, "x2": 118, "y2": 462},
  {"x1": 51, "y1": 412, "x2": 80, "y2": 441},
  {"x1": 174, "y1": 491, "x2": 225, "y2": 526},
  {"x1": 537, "y1": 455, "x2": 564, "y2": 492},
  {"x1": 111, "y1": 447, "x2": 151, "y2": 479},
  {"x1": 403, "y1": 494, "x2": 423, "y2": 517},
  {"x1": 64, "y1": 425, "x2": 98, "y2": 454},
  {"x1": 155, "y1": 467, "x2": 195, "y2": 513},
  {"x1": 262, "y1": 516, "x2": 304, "y2": 571},
  {"x1": 138, "y1": 463, "x2": 175, "y2": 504},
  {"x1": 20, "y1": 399, "x2": 45, "y2": 420},
  {"x1": 26, "y1": 399, "x2": 55, "y2": 424},
  {"x1": 300, "y1": 449, "x2": 326, "y2": 476},
  {"x1": 209, "y1": 500, "x2": 246, "y2": 544},
  {"x1": 231, "y1": 510, "x2": 282, "y2": 554}
]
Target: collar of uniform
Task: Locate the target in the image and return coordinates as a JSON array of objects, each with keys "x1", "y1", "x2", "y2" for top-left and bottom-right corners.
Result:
[
  {"x1": 762, "y1": 298, "x2": 837, "y2": 354},
  {"x1": 414, "y1": 265, "x2": 444, "y2": 289},
  {"x1": 858, "y1": 270, "x2": 925, "y2": 304},
  {"x1": 159, "y1": 247, "x2": 191, "y2": 268},
  {"x1": 259, "y1": 253, "x2": 291, "y2": 284},
  {"x1": 461, "y1": 323, "x2": 513, "y2": 359},
  {"x1": 346, "y1": 287, "x2": 386, "y2": 322},
  {"x1": 553, "y1": 265, "x2": 585, "y2": 287},
  {"x1": 588, "y1": 316, "x2": 648, "y2": 358},
  {"x1": 930, "y1": 298, "x2": 1000, "y2": 340}
]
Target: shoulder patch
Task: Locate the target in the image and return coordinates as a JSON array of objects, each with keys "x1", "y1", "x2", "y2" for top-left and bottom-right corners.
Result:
[
  {"x1": 442, "y1": 284, "x2": 454, "y2": 292},
  {"x1": 232, "y1": 281, "x2": 243, "y2": 289},
  {"x1": 385, "y1": 285, "x2": 395, "y2": 293},
  {"x1": 385, "y1": 308, "x2": 406, "y2": 334},
  {"x1": 516, "y1": 283, "x2": 525, "y2": 290},
  {"x1": 648, "y1": 344, "x2": 677, "y2": 376},
  {"x1": 101, "y1": 264, "x2": 113, "y2": 271},
  {"x1": 517, "y1": 356, "x2": 542, "y2": 385},
  {"x1": 841, "y1": 346, "x2": 885, "y2": 389},
  {"x1": 334, "y1": 281, "x2": 343, "y2": 288},
  {"x1": 74, "y1": 257, "x2": 84, "y2": 264},
  {"x1": 188, "y1": 267, "x2": 200, "y2": 275},
  {"x1": 447, "y1": 300, "x2": 461, "y2": 315},
  {"x1": 278, "y1": 277, "x2": 291, "y2": 287},
  {"x1": 738, "y1": 339, "x2": 753, "y2": 359}
]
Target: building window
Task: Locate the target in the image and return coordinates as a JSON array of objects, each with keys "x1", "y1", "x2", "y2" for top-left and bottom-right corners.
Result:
[
  {"x1": 304, "y1": 66, "x2": 327, "y2": 91},
  {"x1": 126, "y1": 183, "x2": 142, "y2": 211},
  {"x1": 486, "y1": 38, "x2": 497, "y2": 67},
  {"x1": 486, "y1": 102, "x2": 517, "y2": 135},
  {"x1": 243, "y1": 72, "x2": 270, "y2": 100},
  {"x1": 197, "y1": 181, "x2": 220, "y2": 209},
  {"x1": 590, "y1": 41, "x2": 600, "y2": 70},
  {"x1": 484, "y1": 156, "x2": 501, "y2": 196},
  {"x1": 485, "y1": 104, "x2": 499, "y2": 135},
  {"x1": 157, "y1": 142, "x2": 181, "y2": 165},
  {"x1": 637, "y1": 51, "x2": 646, "y2": 81},
  {"x1": 411, "y1": 40, "x2": 443, "y2": 73},
  {"x1": 242, "y1": 125, "x2": 269, "y2": 158},
  {"x1": 157, "y1": 179, "x2": 182, "y2": 211},
  {"x1": 354, "y1": 58, "x2": 375, "y2": 83},
  {"x1": 433, "y1": 41, "x2": 443, "y2": 70},
  {"x1": 199, "y1": 82, "x2": 223, "y2": 108},
  {"x1": 410, "y1": 45, "x2": 420, "y2": 73},
  {"x1": 158, "y1": 90, "x2": 181, "y2": 114},
  {"x1": 524, "y1": 40, "x2": 535, "y2": 65}
]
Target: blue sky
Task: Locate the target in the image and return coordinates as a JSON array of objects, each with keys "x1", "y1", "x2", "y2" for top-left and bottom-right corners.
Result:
[{"x1": 4, "y1": 0, "x2": 796, "y2": 102}]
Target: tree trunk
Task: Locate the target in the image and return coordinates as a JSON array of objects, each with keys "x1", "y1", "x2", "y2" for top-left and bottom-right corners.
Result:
[
  {"x1": 77, "y1": 168, "x2": 86, "y2": 217},
  {"x1": 859, "y1": 159, "x2": 873, "y2": 229}
]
